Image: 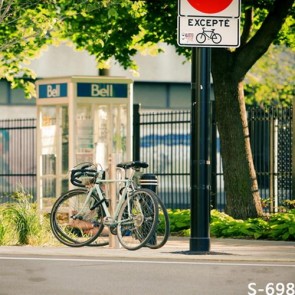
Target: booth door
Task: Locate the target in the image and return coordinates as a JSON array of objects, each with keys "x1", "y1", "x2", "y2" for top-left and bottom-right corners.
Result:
[
  {"x1": 75, "y1": 104, "x2": 129, "y2": 169},
  {"x1": 39, "y1": 105, "x2": 69, "y2": 204}
]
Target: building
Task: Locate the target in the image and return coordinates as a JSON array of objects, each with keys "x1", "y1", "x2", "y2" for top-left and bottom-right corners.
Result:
[{"x1": 0, "y1": 43, "x2": 192, "y2": 119}]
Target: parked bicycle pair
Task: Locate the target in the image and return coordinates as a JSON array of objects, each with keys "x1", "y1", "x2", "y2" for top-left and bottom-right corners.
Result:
[{"x1": 50, "y1": 161, "x2": 170, "y2": 251}]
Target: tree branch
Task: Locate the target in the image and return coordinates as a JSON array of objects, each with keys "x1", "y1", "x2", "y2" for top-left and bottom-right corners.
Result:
[
  {"x1": 235, "y1": 0, "x2": 294, "y2": 78},
  {"x1": 240, "y1": 8, "x2": 253, "y2": 47},
  {"x1": 0, "y1": 0, "x2": 14, "y2": 23}
]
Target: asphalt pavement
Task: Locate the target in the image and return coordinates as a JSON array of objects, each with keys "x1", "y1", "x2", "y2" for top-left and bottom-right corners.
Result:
[{"x1": 0, "y1": 237, "x2": 294, "y2": 263}]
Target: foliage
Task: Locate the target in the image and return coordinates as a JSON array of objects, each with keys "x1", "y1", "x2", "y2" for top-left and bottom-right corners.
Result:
[
  {"x1": 245, "y1": 45, "x2": 295, "y2": 106},
  {"x1": 168, "y1": 209, "x2": 295, "y2": 241},
  {"x1": 0, "y1": 1, "x2": 294, "y2": 99},
  {"x1": 0, "y1": 194, "x2": 294, "y2": 245},
  {"x1": 0, "y1": 191, "x2": 57, "y2": 246},
  {"x1": 268, "y1": 210, "x2": 295, "y2": 241},
  {"x1": 0, "y1": 0, "x2": 294, "y2": 219},
  {"x1": 167, "y1": 209, "x2": 190, "y2": 233}
]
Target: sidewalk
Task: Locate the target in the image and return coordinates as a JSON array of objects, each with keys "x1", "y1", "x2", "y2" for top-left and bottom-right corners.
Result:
[{"x1": 0, "y1": 238, "x2": 294, "y2": 263}]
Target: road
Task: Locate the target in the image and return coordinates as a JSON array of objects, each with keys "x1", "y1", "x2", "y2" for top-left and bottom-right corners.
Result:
[{"x1": 0, "y1": 255, "x2": 294, "y2": 295}]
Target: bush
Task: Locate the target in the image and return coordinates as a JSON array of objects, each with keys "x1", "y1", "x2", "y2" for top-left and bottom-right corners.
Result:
[
  {"x1": 1, "y1": 191, "x2": 294, "y2": 245},
  {"x1": 0, "y1": 191, "x2": 57, "y2": 246},
  {"x1": 168, "y1": 209, "x2": 295, "y2": 241}
]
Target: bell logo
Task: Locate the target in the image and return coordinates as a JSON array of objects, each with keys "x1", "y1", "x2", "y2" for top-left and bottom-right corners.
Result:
[
  {"x1": 47, "y1": 85, "x2": 60, "y2": 97},
  {"x1": 91, "y1": 84, "x2": 113, "y2": 97}
]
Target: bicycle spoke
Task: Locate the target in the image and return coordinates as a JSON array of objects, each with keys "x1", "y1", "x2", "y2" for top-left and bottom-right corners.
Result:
[{"x1": 117, "y1": 188, "x2": 158, "y2": 251}]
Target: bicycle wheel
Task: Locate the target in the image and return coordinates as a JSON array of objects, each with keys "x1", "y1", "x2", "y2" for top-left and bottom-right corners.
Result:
[
  {"x1": 196, "y1": 33, "x2": 206, "y2": 43},
  {"x1": 50, "y1": 188, "x2": 105, "y2": 247},
  {"x1": 117, "y1": 188, "x2": 158, "y2": 251},
  {"x1": 146, "y1": 196, "x2": 170, "y2": 249}
]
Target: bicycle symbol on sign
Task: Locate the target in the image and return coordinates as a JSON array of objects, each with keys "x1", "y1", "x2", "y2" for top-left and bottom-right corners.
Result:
[{"x1": 196, "y1": 28, "x2": 222, "y2": 44}]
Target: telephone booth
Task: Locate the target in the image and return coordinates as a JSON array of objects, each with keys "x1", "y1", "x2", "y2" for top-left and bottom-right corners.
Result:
[{"x1": 36, "y1": 76, "x2": 133, "y2": 211}]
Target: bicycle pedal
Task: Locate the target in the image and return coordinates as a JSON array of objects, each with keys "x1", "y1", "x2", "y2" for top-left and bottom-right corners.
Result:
[{"x1": 92, "y1": 221, "x2": 100, "y2": 227}]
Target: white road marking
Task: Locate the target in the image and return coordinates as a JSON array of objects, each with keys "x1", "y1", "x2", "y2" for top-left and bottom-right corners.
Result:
[{"x1": 0, "y1": 256, "x2": 294, "y2": 267}]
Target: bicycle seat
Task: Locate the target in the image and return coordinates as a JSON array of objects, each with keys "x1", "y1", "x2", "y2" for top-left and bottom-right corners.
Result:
[{"x1": 117, "y1": 161, "x2": 148, "y2": 170}]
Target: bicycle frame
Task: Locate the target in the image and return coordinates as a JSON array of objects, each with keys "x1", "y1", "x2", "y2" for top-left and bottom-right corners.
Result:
[{"x1": 72, "y1": 172, "x2": 138, "y2": 229}]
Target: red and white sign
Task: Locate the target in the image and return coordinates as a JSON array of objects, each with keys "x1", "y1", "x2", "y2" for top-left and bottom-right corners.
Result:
[
  {"x1": 179, "y1": 0, "x2": 240, "y2": 18},
  {"x1": 177, "y1": 0, "x2": 241, "y2": 47},
  {"x1": 178, "y1": 16, "x2": 240, "y2": 48}
]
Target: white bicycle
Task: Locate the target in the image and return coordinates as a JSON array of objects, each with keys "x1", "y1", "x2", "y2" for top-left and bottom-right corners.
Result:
[{"x1": 50, "y1": 161, "x2": 159, "y2": 251}]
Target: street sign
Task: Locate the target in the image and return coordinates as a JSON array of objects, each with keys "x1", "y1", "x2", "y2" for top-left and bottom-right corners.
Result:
[
  {"x1": 179, "y1": 0, "x2": 240, "y2": 17},
  {"x1": 178, "y1": 16, "x2": 240, "y2": 47},
  {"x1": 177, "y1": 0, "x2": 241, "y2": 48}
]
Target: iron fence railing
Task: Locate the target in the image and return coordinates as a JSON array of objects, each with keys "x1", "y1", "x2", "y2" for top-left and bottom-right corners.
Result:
[
  {"x1": 0, "y1": 119, "x2": 36, "y2": 203},
  {"x1": 0, "y1": 106, "x2": 293, "y2": 211},
  {"x1": 134, "y1": 105, "x2": 293, "y2": 212}
]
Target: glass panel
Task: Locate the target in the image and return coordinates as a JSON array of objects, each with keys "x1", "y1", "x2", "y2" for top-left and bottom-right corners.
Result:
[
  {"x1": 76, "y1": 104, "x2": 94, "y2": 163},
  {"x1": 94, "y1": 105, "x2": 109, "y2": 168},
  {"x1": 112, "y1": 105, "x2": 127, "y2": 163},
  {"x1": 41, "y1": 107, "x2": 57, "y2": 175},
  {"x1": 61, "y1": 178, "x2": 69, "y2": 194},
  {"x1": 42, "y1": 178, "x2": 56, "y2": 199},
  {"x1": 93, "y1": 104, "x2": 128, "y2": 169},
  {"x1": 61, "y1": 106, "x2": 69, "y2": 174}
]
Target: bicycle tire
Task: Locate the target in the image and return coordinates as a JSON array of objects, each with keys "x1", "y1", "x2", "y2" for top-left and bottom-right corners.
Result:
[
  {"x1": 196, "y1": 33, "x2": 206, "y2": 43},
  {"x1": 117, "y1": 188, "x2": 159, "y2": 251},
  {"x1": 212, "y1": 33, "x2": 222, "y2": 44},
  {"x1": 146, "y1": 196, "x2": 170, "y2": 249},
  {"x1": 50, "y1": 188, "x2": 106, "y2": 247}
]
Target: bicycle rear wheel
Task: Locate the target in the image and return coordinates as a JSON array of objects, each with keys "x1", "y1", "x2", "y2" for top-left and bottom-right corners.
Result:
[
  {"x1": 50, "y1": 188, "x2": 106, "y2": 247},
  {"x1": 146, "y1": 196, "x2": 170, "y2": 249},
  {"x1": 117, "y1": 188, "x2": 158, "y2": 251}
]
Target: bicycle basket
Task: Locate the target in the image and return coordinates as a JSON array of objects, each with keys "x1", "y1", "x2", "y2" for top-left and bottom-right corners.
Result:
[{"x1": 70, "y1": 162, "x2": 101, "y2": 187}]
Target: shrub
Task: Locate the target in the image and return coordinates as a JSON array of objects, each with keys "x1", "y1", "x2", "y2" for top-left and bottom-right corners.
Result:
[
  {"x1": 0, "y1": 191, "x2": 57, "y2": 246},
  {"x1": 168, "y1": 209, "x2": 295, "y2": 241}
]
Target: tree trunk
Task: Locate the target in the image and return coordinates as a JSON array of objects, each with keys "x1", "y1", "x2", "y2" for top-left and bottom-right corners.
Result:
[{"x1": 211, "y1": 50, "x2": 263, "y2": 219}]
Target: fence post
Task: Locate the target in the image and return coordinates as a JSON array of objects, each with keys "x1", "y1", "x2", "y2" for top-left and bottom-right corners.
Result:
[
  {"x1": 210, "y1": 99, "x2": 217, "y2": 209},
  {"x1": 133, "y1": 104, "x2": 141, "y2": 161}
]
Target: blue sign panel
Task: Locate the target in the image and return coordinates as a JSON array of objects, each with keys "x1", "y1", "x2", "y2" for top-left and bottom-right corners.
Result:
[
  {"x1": 77, "y1": 83, "x2": 128, "y2": 98},
  {"x1": 39, "y1": 83, "x2": 68, "y2": 98}
]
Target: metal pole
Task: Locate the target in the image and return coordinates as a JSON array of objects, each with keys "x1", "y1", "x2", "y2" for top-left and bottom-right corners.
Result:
[
  {"x1": 211, "y1": 99, "x2": 217, "y2": 209},
  {"x1": 190, "y1": 47, "x2": 211, "y2": 253},
  {"x1": 133, "y1": 104, "x2": 141, "y2": 161}
]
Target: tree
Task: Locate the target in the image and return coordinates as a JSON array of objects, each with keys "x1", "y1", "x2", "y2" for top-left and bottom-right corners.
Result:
[
  {"x1": 245, "y1": 45, "x2": 295, "y2": 106},
  {"x1": 0, "y1": 0, "x2": 294, "y2": 219},
  {"x1": 210, "y1": 0, "x2": 294, "y2": 218},
  {"x1": 0, "y1": 0, "x2": 57, "y2": 96}
]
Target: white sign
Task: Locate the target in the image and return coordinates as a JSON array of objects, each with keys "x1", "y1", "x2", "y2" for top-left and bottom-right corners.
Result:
[
  {"x1": 178, "y1": 16, "x2": 240, "y2": 47},
  {"x1": 179, "y1": 0, "x2": 240, "y2": 18}
]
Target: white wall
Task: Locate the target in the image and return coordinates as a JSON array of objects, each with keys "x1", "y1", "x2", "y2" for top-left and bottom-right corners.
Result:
[
  {"x1": 28, "y1": 43, "x2": 191, "y2": 82},
  {"x1": 29, "y1": 44, "x2": 98, "y2": 77},
  {"x1": 0, "y1": 43, "x2": 191, "y2": 119},
  {"x1": 0, "y1": 106, "x2": 36, "y2": 119}
]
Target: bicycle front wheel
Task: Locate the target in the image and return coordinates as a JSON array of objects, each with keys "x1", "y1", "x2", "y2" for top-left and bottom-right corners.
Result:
[
  {"x1": 146, "y1": 196, "x2": 170, "y2": 249},
  {"x1": 50, "y1": 188, "x2": 106, "y2": 247},
  {"x1": 117, "y1": 188, "x2": 158, "y2": 250}
]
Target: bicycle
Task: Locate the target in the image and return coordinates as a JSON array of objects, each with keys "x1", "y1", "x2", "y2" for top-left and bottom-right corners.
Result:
[
  {"x1": 132, "y1": 166, "x2": 170, "y2": 249},
  {"x1": 50, "y1": 161, "x2": 159, "y2": 251},
  {"x1": 196, "y1": 28, "x2": 222, "y2": 44}
]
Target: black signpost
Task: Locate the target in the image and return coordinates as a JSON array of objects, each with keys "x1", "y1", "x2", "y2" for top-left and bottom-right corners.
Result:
[
  {"x1": 178, "y1": 0, "x2": 240, "y2": 253},
  {"x1": 190, "y1": 47, "x2": 211, "y2": 253}
]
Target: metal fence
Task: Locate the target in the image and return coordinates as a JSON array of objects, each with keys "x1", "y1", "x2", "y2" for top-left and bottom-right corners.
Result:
[
  {"x1": 0, "y1": 119, "x2": 36, "y2": 203},
  {"x1": 0, "y1": 106, "x2": 293, "y2": 210},
  {"x1": 134, "y1": 106, "x2": 293, "y2": 212}
]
